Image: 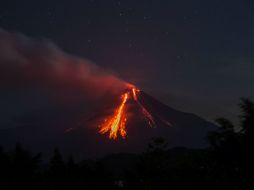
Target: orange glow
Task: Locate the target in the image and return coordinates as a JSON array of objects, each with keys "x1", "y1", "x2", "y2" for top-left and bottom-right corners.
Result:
[
  {"x1": 131, "y1": 88, "x2": 156, "y2": 127},
  {"x1": 99, "y1": 93, "x2": 129, "y2": 139},
  {"x1": 99, "y1": 86, "x2": 156, "y2": 140},
  {"x1": 132, "y1": 87, "x2": 139, "y2": 101}
]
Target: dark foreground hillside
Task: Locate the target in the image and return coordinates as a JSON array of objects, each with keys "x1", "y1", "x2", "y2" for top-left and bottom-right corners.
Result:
[{"x1": 0, "y1": 98, "x2": 253, "y2": 190}]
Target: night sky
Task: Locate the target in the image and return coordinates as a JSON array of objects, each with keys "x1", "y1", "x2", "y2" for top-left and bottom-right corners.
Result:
[{"x1": 1, "y1": 0, "x2": 254, "y2": 124}]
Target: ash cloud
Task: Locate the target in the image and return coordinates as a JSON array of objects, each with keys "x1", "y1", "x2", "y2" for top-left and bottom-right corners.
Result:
[
  {"x1": 0, "y1": 29, "x2": 128, "y2": 97},
  {"x1": 0, "y1": 29, "x2": 128, "y2": 128}
]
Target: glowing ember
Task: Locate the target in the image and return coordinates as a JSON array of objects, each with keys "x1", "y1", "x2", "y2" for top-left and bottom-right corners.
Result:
[
  {"x1": 132, "y1": 87, "x2": 139, "y2": 101},
  {"x1": 99, "y1": 86, "x2": 156, "y2": 140}
]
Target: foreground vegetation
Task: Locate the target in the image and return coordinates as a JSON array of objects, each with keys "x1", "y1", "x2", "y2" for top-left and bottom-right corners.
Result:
[{"x1": 0, "y1": 98, "x2": 253, "y2": 190}]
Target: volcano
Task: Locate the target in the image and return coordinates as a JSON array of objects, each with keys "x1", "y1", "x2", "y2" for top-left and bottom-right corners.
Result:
[{"x1": 0, "y1": 89, "x2": 216, "y2": 159}]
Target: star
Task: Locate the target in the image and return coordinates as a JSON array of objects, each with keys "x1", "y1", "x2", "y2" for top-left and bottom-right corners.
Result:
[
  {"x1": 177, "y1": 55, "x2": 182, "y2": 60},
  {"x1": 143, "y1": 16, "x2": 151, "y2": 20},
  {"x1": 193, "y1": 9, "x2": 199, "y2": 15}
]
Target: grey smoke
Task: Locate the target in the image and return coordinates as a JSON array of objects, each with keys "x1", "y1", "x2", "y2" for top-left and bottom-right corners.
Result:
[{"x1": 0, "y1": 29, "x2": 128, "y2": 129}]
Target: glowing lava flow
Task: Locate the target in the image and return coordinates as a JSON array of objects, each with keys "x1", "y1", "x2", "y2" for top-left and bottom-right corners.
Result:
[
  {"x1": 131, "y1": 88, "x2": 156, "y2": 128},
  {"x1": 99, "y1": 87, "x2": 156, "y2": 140},
  {"x1": 99, "y1": 92, "x2": 128, "y2": 139}
]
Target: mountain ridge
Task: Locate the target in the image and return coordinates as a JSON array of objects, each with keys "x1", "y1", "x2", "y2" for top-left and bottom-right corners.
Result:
[{"x1": 0, "y1": 91, "x2": 217, "y2": 159}]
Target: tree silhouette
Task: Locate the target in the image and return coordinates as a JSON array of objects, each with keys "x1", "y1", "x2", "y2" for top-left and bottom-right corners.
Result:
[
  {"x1": 239, "y1": 98, "x2": 254, "y2": 189},
  {"x1": 206, "y1": 98, "x2": 254, "y2": 189},
  {"x1": 50, "y1": 148, "x2": 65, "y2": 172},
  {"x1": 0, "y1": 98, "x2": 253, "y2": 190},
  {"x1": 239, "y1": 98, "x2": 254, "y2": 144}
]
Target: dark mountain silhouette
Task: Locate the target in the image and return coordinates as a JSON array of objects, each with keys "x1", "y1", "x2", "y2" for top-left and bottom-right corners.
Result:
[
  {"x1": 1, "y1": 98, "x2": 251, "y2": 190},
  {"x1": 0, "y1": 91, "x2": 216, "y2": 159}
]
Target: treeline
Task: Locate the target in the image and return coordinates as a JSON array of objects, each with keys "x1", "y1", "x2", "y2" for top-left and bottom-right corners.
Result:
[{"x1": 0, "y1": 98, "x2": 253, "y2": 190}]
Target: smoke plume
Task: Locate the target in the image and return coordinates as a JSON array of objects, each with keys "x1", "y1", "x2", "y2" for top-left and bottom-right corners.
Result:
[
  {"x1": 0, "y1": 29, "x2": 129, "y2": 129},
  {"x1": 0, "y1": 29, "x2": 127, "y2": 98}
]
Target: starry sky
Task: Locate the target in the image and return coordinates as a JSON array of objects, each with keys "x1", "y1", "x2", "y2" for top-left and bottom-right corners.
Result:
[{"x1": 1, "y1": 0, "x2": 254, "y2": 123}]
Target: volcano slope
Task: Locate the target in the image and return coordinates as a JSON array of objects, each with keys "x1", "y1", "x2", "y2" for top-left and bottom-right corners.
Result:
[{"x1": 0, "y1": 90, "x2": 216, "y2": 159}]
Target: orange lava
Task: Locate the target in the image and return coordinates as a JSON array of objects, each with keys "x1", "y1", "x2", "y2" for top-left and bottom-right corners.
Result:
[
  {"x1": 99, "y1": 92, "x2": 128, "y2": 139},
  {"x1": 99, "y1": 86, "x2": 156, "y2": 140},
  {"x1": 132, "y1": 87, "x2": 139, "y2": 101},
  {"x1": 131, "y1": 88, "x2": 156, "y2": 127}
]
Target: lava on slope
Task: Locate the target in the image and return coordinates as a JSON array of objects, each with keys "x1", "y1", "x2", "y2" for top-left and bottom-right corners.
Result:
[{"x1": 99, "y1": 87, "x2": 156, "y2": 140}]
